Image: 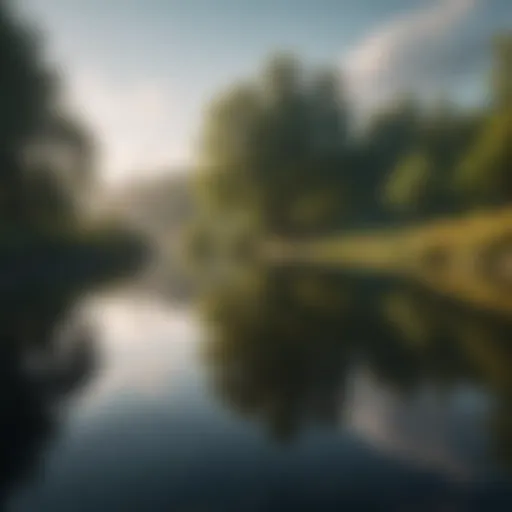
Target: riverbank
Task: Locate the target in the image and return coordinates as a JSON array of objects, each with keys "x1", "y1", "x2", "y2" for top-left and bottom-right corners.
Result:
[
  {"x1": 0, "y1": 225, "x2": 150, "y2": 299},
  {"x1": 268, "y1": 207, "x2": 512, "y2": 316}
]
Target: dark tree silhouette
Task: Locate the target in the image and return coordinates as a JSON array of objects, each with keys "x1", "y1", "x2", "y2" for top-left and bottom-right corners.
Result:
[{"x1": 0, "y1": 1, "x2": 94, "y2": 229}]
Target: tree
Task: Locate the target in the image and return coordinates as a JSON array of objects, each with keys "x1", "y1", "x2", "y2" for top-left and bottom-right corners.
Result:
[
  {"x1": 196, "y1": 53, "x2": 349, "y2": 237},
  {"x1": 454, "y1": 108, "x2": 511, "y2": 207},
  {"x1": 356, "y1": 97, "x2": 422, "y2": 224},
  {"x1": 382, "y1": 152, "x2": 432, "y2": 215},
  {"x1": 0, "y1": 1, "x2": 94, "y2": 228},
  {"x1": 453, "y1": 33, "x2": 512, "y2": 208},
  {"x1": 492, "y1": 34, "x2": 512, "y2": 109},
  {"x1": 380, "y1": 101, "x2": 483, "y2": 219},
  {"x1": 22, "y1": 114, "x2": 96, "y2": 228}
]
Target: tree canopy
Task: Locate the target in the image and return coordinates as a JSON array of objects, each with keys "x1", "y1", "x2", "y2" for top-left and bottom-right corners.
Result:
[
  {"x1": 197, "y1": 53, "x2": 349, "y2": 237},
  {"x1": 192, "y1": 33, "x2": 511, "y2": 244},
  {"x1": 0, "y1": 1, "x2": 94, "y2": 229}
]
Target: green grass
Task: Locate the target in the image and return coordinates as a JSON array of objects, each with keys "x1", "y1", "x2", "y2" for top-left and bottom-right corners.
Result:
[{"x1": 269, "y1": 206, "x2": 512, "y2": 316}]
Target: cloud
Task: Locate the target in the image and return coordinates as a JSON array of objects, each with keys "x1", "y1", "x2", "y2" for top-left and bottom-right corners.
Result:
[
  {"x1": 63, "y1": 69, "x2": 189, "y2": 184},
  {"x1": 342, "y1": 0, "x2": 480, "y2": 112}
]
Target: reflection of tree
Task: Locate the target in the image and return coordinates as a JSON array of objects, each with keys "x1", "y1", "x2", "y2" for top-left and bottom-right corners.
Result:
[
  {"x1": 382, "y1": 287, "x2": 512, "y2": 392},
  {"x1": 201, "y1": 268, "x2": 512, "y2": 472},
  {"x1": 0, "y1": 292, "x2": 98, "y2": 505},
  {"x1": 380, "y1": 289, "x2": 477, "y2": 390},
  {"x1": 202, "y1": 268, "x2": 352, "y2": 442},
  {"x1": 381, "y1": 286, "x2": 512, "y2": 472},
  {"x1": 202, "y1": 269, "x2": 445, "y2": 441},
  {"x1": 489, "y1": 396, "x2": 512, "y2": 473}
]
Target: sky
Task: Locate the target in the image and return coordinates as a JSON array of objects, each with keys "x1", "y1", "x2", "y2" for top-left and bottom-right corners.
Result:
[{"x1": 16, "y1": 0, "x2": 512, "y2": 185}]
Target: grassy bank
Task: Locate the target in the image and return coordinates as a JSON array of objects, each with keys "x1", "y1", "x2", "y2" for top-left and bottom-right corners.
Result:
[{"x1": 269, "y1": 207, "x2": 512, "y2": 316}]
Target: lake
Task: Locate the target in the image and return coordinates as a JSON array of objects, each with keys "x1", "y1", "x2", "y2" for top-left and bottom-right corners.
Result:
[{"x1": 3, "y1": 269, "x2": 512, "y2": 511}]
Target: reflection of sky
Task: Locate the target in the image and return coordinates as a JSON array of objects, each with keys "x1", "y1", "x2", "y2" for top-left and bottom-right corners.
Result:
[
  {"x1": 74, "y1": 295, "x2": 202, "y2": 413},
  {"x1": 345, "y1": 367, "x2": 491, "y2": 480},
  {"x1": 9, "y1": 293, "x2": 501, "y2": 511}
]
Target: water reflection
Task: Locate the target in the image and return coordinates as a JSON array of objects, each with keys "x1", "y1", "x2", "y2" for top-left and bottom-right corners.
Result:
[
  {"x1": 200, "y1": 267, "x2": 351, "y2": 441},
  {"x1": 0, "y1": 290, "x2": 98, "y2": 507},
  {"x1": 3, "y1": 257, "x2": 512, "y2": 510},
  {"x1": 199, "y1": 266, "x2": 512, "y2": 477}
]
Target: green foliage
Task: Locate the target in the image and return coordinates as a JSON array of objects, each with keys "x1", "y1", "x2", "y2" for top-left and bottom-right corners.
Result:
[
  {"x1": 196, "y1": 53, "x2": 348, "y2": 237},
  {"x1": 383, "y1": 152, "x2": 432, "y2": 213},
  {"x1": 451, "y1": 34, "x2": 512, "y2": 208},
  {"x1": 0, "y1": 2, "x2": 145, "y2": 292},
  {"x1": 0, "y1": 2, "x2": 94, "y2": 229},
  {"x1": 454, "y1": 107, "x2": 511, "y2": 206},
  {"x1": 492, "y1": 34, "x2": 512, "y2": 109},
  {"x1": 193, "y1": 34, "x2": 512, "y2": 241}
]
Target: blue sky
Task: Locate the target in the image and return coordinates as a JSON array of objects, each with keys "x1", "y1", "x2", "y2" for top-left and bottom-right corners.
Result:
[{"x1": 16, "y1": 0, "x2": 512, "y2": 184}]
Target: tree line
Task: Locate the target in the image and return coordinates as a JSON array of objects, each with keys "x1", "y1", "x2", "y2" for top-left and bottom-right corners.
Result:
[
  {"x1": 0, "y1": 2, "x2": 147, "y2": 286},
  {"x1": 190, "y1": 33, "x2": 511, "y2": 250},
  {"x1": 0, "y1": 1, "x2": 96, "y2": 232}
]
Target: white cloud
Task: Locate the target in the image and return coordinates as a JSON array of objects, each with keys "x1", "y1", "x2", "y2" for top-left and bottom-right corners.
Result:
[
  {"x1": 63, "y1": 69, "x2": 190, "y2": 184},
  {"x1": 342, "y1": 0, "x2": 478, "y2": 112}
]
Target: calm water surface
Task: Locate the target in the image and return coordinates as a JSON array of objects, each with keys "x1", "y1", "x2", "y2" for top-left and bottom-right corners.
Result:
[{"x1": 3, "y1": 273, "x2": 512, "y2": 511}]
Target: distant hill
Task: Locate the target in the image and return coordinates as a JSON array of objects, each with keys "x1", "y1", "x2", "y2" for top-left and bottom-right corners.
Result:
[
  {"x1": 104, "y1": 170, "x2": 195, "y2": 236},
  {"x1": 102, "y1": 170, "x2": 197, "y2": 302}
]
